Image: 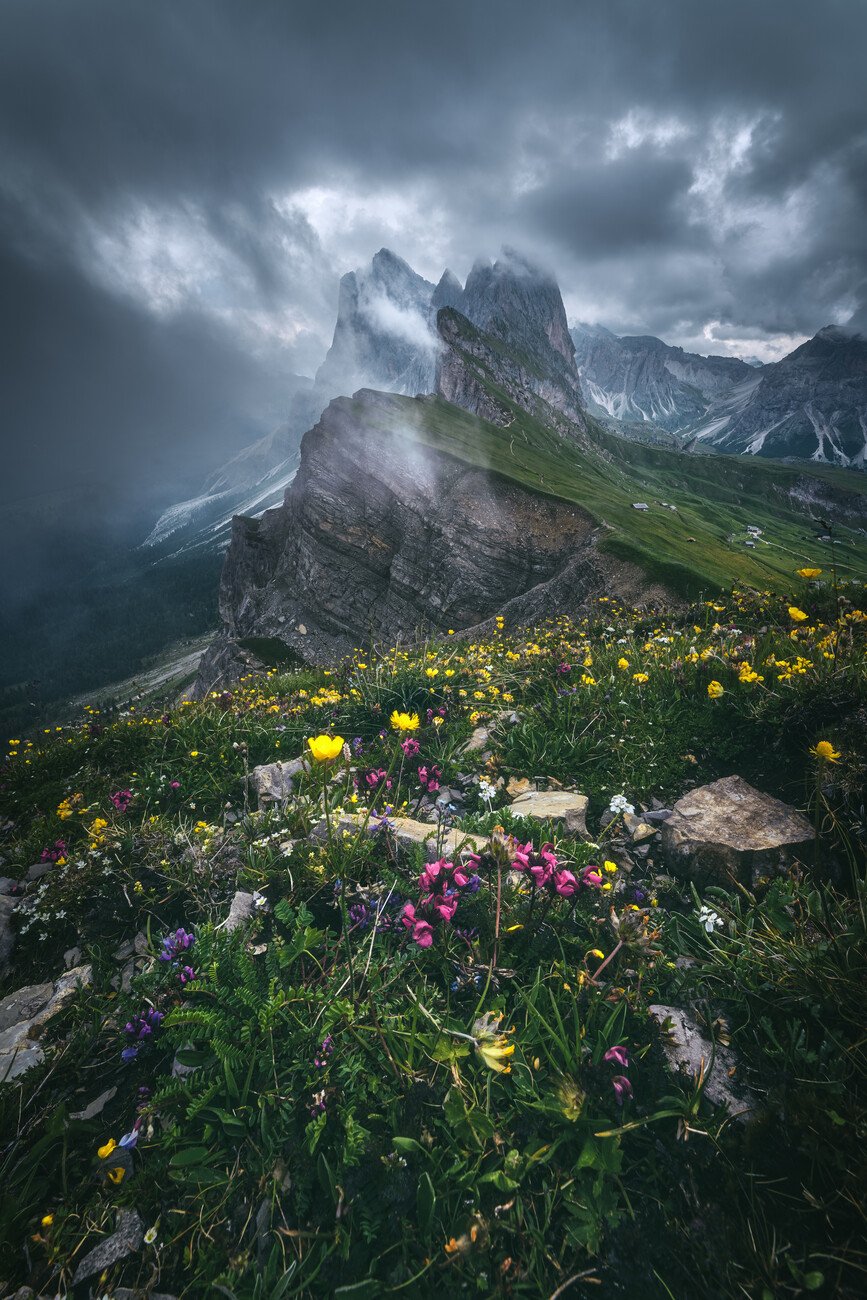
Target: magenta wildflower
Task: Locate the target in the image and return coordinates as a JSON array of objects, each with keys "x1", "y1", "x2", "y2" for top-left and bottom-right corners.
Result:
[
  {"x1": 401, "y1": 903, "x2": 434, "y2": 948},
  {"x1": 612, "y1": 1075, "x2": 633, "y2": 1104},
  {"x1": 604, "y1": 1045, "x2": 630, "y2": 1069},
  {"x1": 110, "y1": 789, "x2": 133, "y2": 812},
  {"x1": 400, "y1": 737, "x2": 420, "y2": 757}
]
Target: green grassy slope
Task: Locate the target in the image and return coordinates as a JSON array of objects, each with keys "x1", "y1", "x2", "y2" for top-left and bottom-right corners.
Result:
[{"x1": 347, "y1": 389, "x2": 866, "y2": 597}]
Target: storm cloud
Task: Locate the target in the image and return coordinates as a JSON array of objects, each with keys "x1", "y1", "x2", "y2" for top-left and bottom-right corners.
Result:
[{"x1": 2, "y1": 0, "x2": 866, "y2": 555}]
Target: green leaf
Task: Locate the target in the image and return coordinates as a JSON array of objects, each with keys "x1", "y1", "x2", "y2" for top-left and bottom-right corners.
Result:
[
  {"x1": 417, "y1": 1171, "x2": 436, "y2": 1237},
  {"x1": 392, "y1": 1137, "x2": 426, "y2": 1154},
  {"x1": 334, "y1": 1282, "x2": 380, "y2": 1296},
  {"x1": 479, "y1": 1169, "x2": 519, "y2": 1192},
  {"x1": 803, "y1": 1273, "x2": 825, "y2": 1291},
  {"x1": 169, "y1": 1146, "x2": 213, "y2": 1167}
]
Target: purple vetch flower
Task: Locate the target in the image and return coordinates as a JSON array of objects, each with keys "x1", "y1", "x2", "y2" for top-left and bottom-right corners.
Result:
[
  {"x1": 604, "y1": 1045, "x2": 630, "y2": 1070},
  {"x1": 310, "y1": 1089, "x2": 327, "y2": 1117},
  {"x1": 160, "y1": 928, "x2": 195, "y2": 963},
  {"x1": 178, "y1": 965, "x2": 196, "y2": 985},
  {"x1": 349, "y1": 903, "x2": 370, "y2": 929},
  {"x1": 612, "y1": 1075, "x2": 633, "y2": 1104},
  {"x1": 122, "y1": 1007, "x2": 164, "y2": 1058},
  {"x1": 121, "y1": 1046, "x2": 139, "y2": 1063},
  {"x1": 313, "y1": 1035, "x2": 334, "y2": 1069}
]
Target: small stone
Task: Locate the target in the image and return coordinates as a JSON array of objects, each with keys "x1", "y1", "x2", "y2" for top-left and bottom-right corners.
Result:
[
  {"x1": 661, "y1": 775, "x2": 813, "y2": 887},
  {"x1": 250, "y1": 756, "x2": 309, "y2": 809},
  {"x1": 26, "y1": 862, "x2": 52, "y2": 882},
  {"x1": 63, "y1": 945, "x2": 82, "y2": 969},
  {"x1": 506, "y1": 776, "x2": 532, "y2": 798},
  {"x1": 509, "y1": 790, "x2": 589, "y2": 837},
  {"x1": 72, "y1": 1208, "x2": 144, "y2": 1283},
  {"x1": 623, "y1": 813, "x2": 658, "y2": 843},
  {"x1": 70, "y1": 1085, "x2": 117, "y2": 1121},
  {"x1": 0, "y1": 876, "x2": 19, "y2": 894},
  {"x1": 643, "y1": 808, "x2": 673, "y2": 823},
  {"x1": 113, "y1": 939, "x2": 135, "y2": 962},
  {"x1": 464, "y1": 725, "x2": 491, "y2": 754},
  {"x1": 223, "y1": 890, "x2": 255, "y2": 933}
]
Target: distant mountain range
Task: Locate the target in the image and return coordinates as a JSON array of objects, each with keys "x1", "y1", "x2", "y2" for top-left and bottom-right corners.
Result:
[{"x1": 572, "y1": 322, "x2": 867, "y2": 466}]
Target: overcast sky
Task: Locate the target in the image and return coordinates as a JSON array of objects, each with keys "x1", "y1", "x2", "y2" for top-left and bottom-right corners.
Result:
[{"x1": 2, "y1": 0, "x2": 866, "y2": 531}]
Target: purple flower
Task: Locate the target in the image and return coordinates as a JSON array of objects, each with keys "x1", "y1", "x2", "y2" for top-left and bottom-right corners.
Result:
[
  {"x1": 178, "y1": 965, "x2": 196, "y2": 985},
  {"x1": 110, "y1": 789, "x2": 133, "y2": 812},
  {"x1": 604, "y1": 1045, "x2": 630, "y2": 1070},
  {"x1": 121, "y1": 1046, "x2": 139, "y2": 1062},
  {"x1": 612, "y1": 1075, "x2": 633, "y2": 1104},
  {"x1": 160, "y1": 928, "x2": 195, "y2": 962}
]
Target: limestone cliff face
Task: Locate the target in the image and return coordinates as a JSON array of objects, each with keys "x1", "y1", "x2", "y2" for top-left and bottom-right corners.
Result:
[
  {"x1": 194, "y1": 389, "x2": 655, "y2": 691},
  {"x1": 434, "y1": 308, "x2": 589, "y2": 436}
]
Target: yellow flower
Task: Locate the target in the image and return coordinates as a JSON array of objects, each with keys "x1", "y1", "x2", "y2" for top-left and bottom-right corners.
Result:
[
  {"x1": 473, "y1": 1012, "x2": 516, "y2": 1074},
  {"x1": 106, "y1": 1166, "x2": 126, "y2": 1185},
  {"x1": 425, "y1": 667, "x2": 439, "y2": 678},
  {"x1": 190, "y1": 750, "x2": 200, "y2": 757},
  {"x1": 97, "y1": 1138, "x2": 117, "y2": 1160},
  {"x1": 632, "y1": 672, "x2": 649, "y2": 684},
  {"x1": 41, "y1": 1214, "x2": 54, "y2": 1228},
  {"x1": 477, "y1": 1038, "x2": 515, "y2": 1073},
  {"x1": 797, "y1": 568, "x2": 822, "y2": 579},
  {"x1": 603, "y1": 861, "x2": 618, "y2": 873},
  {"x1": 617, "y1": 657, "x2": 630, "y2": 670},
  {"x1": 811, "y1": 740, "x2": 840, "y2": 763},
  {"x1": 306, "y1": 734, "x2": 345, "y2": 762},
  {"x1": 390, "y1": 710, "x2": 420, "y2": 732},
  {"x1": 788, "y1": 606, "x2": 808, "y2": 623},
  {"x1": 707, "y1": 681, "x2": 724, "y2": 699}
]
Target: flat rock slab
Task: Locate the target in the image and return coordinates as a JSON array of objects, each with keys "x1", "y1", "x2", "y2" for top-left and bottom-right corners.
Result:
[
  {"x1": 661, "y1": 775, "x2": 813, "y2": 887},
  {"x1": 0, "y1": 964, "x2": 92, "y2": 1082},
  {"x1": 73, "y1": 1208, "x2": 144, "y2": 1283},
  {"x1": 509, "y1": 790, "x2": 589, "y2": 837},
  {"x1": 388, "y1": 816, "x2": 484, "y2": 858},
  {"x1": 327, "y1": 813, "x2": 484, "y2": 859},
  {"x1": 649, "y1": 1004, "x2": 759, "y2": 1123}
]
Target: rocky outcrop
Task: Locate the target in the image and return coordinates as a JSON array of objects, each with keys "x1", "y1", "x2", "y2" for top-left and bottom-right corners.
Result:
[
  {"x1": 648, "y1": 1004, "x2": 759, "y2": 1122},
  {"x1": 660, "y1": 776, "x2": 813, "y2": 887},
  {"x1": 0, "y1": 964, "x2": 92, "y2": 1082},
  {"x1": 194, "y1": 387, "x2": 664, "y2": 691}
]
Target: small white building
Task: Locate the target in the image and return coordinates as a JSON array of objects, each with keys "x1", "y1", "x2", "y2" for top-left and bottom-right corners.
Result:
[{"x1": 632, "y1": 502, "x2": 649, "y2": 511}]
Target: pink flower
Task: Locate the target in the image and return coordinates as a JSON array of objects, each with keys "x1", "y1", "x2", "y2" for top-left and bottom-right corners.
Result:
[
  {"x1": 612, "y1": 1075, "x2": 633, "y2": 1103},
  {"x1": 604, "y1": 1045, "x2": 630, "y2": 1069},
  {"x1": 553, "y1": 869, "x2": 578, "y2": 897},
  {"x1": 451, "y1": 864, "x2": 470, "y2": 888},
  {"x1": 401, "y1": 903, "x2": 434, "y2": 948},
  {"x1": 431, "y1": 893, "x2": 458, "y2": 923},
  {"x1": 419, "y1": 859, "x2": 449, "y2": 893},
  {"x1": 581, "y1": 866, "x2": 603, "y2": 888},
  {"x1": 401, "y1": 737, "x2": 420, "y2": 757}
]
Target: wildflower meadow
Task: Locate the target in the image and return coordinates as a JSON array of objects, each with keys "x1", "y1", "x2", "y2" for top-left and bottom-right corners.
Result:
[{"x1": 0, "y1": 575, "x2": 865, "y2": 1298}]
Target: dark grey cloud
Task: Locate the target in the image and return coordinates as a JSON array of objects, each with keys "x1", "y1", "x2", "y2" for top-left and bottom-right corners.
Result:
[{"x1": 1, "y1": 0, "x2": 866, "y2": 588}]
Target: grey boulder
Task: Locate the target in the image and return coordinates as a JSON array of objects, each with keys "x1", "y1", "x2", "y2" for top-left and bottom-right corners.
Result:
[{"x1": 660, "y1": 775, "x2": 812, "y2": 886}]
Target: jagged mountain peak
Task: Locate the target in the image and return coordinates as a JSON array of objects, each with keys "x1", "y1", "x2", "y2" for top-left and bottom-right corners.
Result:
[{"x1": 430, "y1": 268, "x2": 465, "y2": 315}]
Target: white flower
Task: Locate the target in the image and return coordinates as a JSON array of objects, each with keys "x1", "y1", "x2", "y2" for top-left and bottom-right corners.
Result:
[
  {"x1": 478, "y1": 779, "x2": 496, "y2": 802},
  {"x1": 609, "y1": 794, "x2": 635, "y2": 815},
  {"x1": 697, "y1": 905, "x2": 723, "y2": 933},
  {"x1": 144, "y1": 1225, "x2": 158, "y2": 1245}
]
